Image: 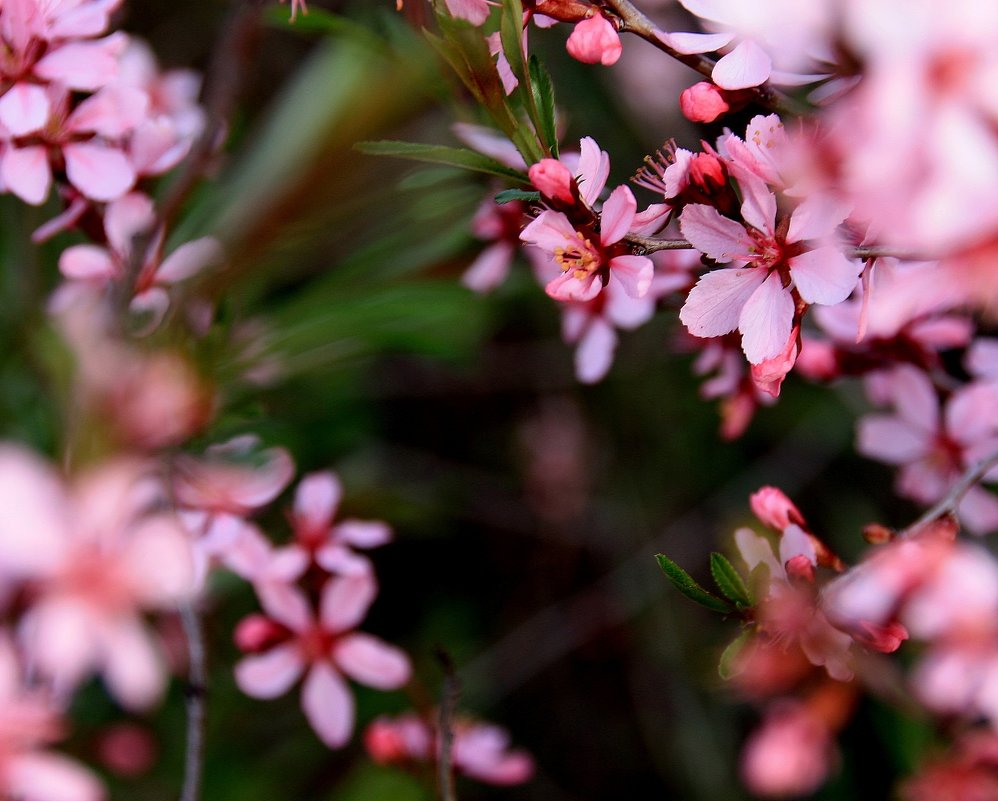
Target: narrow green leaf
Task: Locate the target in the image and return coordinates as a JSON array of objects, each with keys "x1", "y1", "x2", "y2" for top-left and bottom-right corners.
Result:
[
  {"x1": 494, "y1": 189, "x2": 540, "y2": 204},
  {"x1": 528, "y1": 55, "x2": 558, "y2": 156},
  {"x1": 355, "y1": 141, "x2": 530, "y2": 183},
  {"x1": 655, "y1": 554, "x2": 733, "y2": 614},
  {"x1": 499, "y1": 0, "x2": 528, "y2": 83},
  {"x1": 718, "y1": 629, "x2": 752, "y2": 681},
  {"x1": 709, "y1": 552, "x2": 752, "y2": 607}
]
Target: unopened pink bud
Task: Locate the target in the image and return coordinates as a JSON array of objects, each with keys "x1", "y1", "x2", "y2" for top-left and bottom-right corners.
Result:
[
  {"x1": 751, "y1": 486, "x2": 805, "y2": 532},
  {"x1": 233, "y1": 614, "x2": 288, "y2": 653},
  {"x1": 852, "y1": 620, "x2": 908, "y2": 654},
  {"x1": 529, "y1": 159, "x2": 575, "y2": 205},
  {"x1": 365, "y1": 719, "x2": 408, "y2": 763},
  {"x1": 785, "y1": 554, "x2": 815, "y2": 584},
  {"x1": 565, "y1": 14, "x2": 622, "y2": 66},
  {"x1": 680, "y1": 82, "x2": 730, "y2": 123}
]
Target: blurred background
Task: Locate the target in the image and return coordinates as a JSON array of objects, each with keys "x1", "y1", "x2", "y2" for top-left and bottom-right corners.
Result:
[{"x1": 0, "y1": 1, "x2": 934, "y2": 798}]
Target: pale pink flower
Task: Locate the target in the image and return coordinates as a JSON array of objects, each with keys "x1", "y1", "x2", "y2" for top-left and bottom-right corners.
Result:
[
  {"x1": 289, "y1": 471, "x2": 392, "y2": 575},
  {"x1": 0, "y1": 632, "x2": 104, "y2": 801},
  {"x1": 521, "y1": 178, "x2": 654, "y2": 303},
  {"x1": 444, "y1": 0, "x2": 493, "y2": 26},
  {"x1": 460, "y1": 196, "x2": 524, "y2": 293},
  {"x1": 679, "y1": 179, "x2": 860, "y2": 363},
  {"x1": 0, "y1": 448, "x2": 195, "y2": 709},
  {"x1": 365, "y1": 713, "x2": 534, "y2": 785},
  {"x1": 740, "y1": 701, "x2": 834, "y2": 798},
  {"x1": 235, "y1": 573, "x2": 410, "y2": 748},
  {"x1": 856, "y1": 366, "x2": 998, "y2": 534}
]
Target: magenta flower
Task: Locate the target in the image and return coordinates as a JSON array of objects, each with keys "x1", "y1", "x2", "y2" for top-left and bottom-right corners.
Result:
[
  {"x1": 235, "y1": 573, "x2": 411, "y2": 748},
  {"x1": 679, "y1": 177, "x2": 859, "y2": 363}
]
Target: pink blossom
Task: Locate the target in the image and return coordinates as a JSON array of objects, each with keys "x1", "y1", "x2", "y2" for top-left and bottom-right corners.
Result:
[
  {"x1": 289, "y1": 471, "x2": 392, "y2": 575},
  {"x1": 679, "y1": 179, "x2": 860, "y2": 363},
  {"x1": 856, "y1": 366, "x2": 998, "y2": 534},
  {"x1": 235, "y1": 573, "x2": 410, "y2": 748},
  {"x1": 0, "y1": 632, "x2": 104, "y2": 801},
  {"x1": 679, "y1": 81, "x2": 731, "y2": 122},
  {"x1": 750, "y1": 486, "x2": 806, "y2": 532},
  {"x1": 365, "y1": 712, "x2": 534, "y2": 785},
  {"x1": 0, "y1": 448, "x2": 195, "y2": 709},
  {"x1": 740, "y1": 701, "x2": 834, "y2": 798},
  {"x1": 565, "y1": 13, "x2": 622, "y2": 66}
]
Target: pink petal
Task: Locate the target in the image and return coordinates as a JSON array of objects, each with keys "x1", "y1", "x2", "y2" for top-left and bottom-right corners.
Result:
[
  {"x1": 333, "y1": 632, "x2": 411, "y2": 689},
  {"x1": 609, "y1": 255, "x2": 653, "y2": 298},
  {"x1": 451, "y1": 123, "x2": 526, "y2": 171},
  {"x1": 259, "y1": 582, "x2": 313, "y2": 632},
  {"x1": 545, "y1": 270, "x2": 602, "y2": 302},
  {"x1": 461, "y1": 241, "x2": 514, "y2": 293},
  {"x1": 786, "y1": 195, "x2": 850, "y2": 244},
  {"x1": 947, "y1": 383, "x2": 998, "y2": 444},
  {"x1": 100, "y1": 618, "x2": 165, "y2": 710},
  {"x1": 66, "y1": 85, "x2": 148, "y2": 137},
  {"x1": 334, "y1": 520, "x2": 392, "y2": 548},
  {"x1": 6, "y1": 753, "x2": 104, "y2": 801},
  {"x1": 294, "y1": 471, "x2": 341, "y2": 532},
  {"x1": 519, "y1": 210, "x2": 578, "y2": 251},
  {"x1": 315, "y1": 544, "x2": 373, "y2": 576},
  {"x1": 856, "y1": 416, "x2": 931, "y2": 464},
  {"x1": 0, "y1": 446, "x2": 67, "y2": 574},
  {"x1": 103, "y1": 192, "x2": 155, "y2": 255},
  {"x1": 576, "y1": 137, "x2": 609, "y2": 206},
  {"x1": 123, "y1": 517, "x2": 195, "y2": 606},
  {"x1": 129, "y1": 287, "x2": 170, "y2": 333},
  {"x1": 629, "y1": 203, "x2": 671, "y2": 236},
  {"x1": 59, "y1": 245, "x2": 116, "y2": 281},
  {"x1": 890, "y1": 365, "x2": 939, "y2": 433},
  {"x1": 443, "y1": 0, "x2": 491, "y2": 25},
  {"x1": 320, "y1": 573, "x2": 377, "y2": 633},
  {"x1": 34, "y1": 35, "x2": 125, "y2": 91},
  {"x1": 2, "y1": 145, "x2": 52, "y2": 205},
  {"x1": 64, "y1": 142, "x2": 135, "y2": 201},
  {"x1": 738, "y1": 173, "x2": 777, "y2": 235},
  {"x1": 574, "y1": 318, "x2": 617, "y2": 384},
  {"x1": 0, "y1": 83, "x2": 50, "y2": 136},
  {"x1": 600, "y1": 185, "x2": 636, "y2": 245},
  {"x1": 738, "y1": 271, "x2": 794, "y2": 363},
  {"x1": 959, "y1": 486, "x2": 998, "y2": 535},
  {"x1": 711, "y1": 40, "x2": 772, "y2": 90},
  {"x1": 301, "y1": 663, "x2": 354, "y2": 747},
  {"x1": 679, "y1": 204, "x2": 753, "y2": 262},
  {"x1": 235, "y1": 644, "x2": 305, "y2": 698},
  {"x1": 655, "y1": 30, "x2": 734, "y2": 54},
  {"x1": 788, "y1": 246, "x2": 860, "y2": 306},
  {"x1": 680, "y1": 267, "x2": 767, "y2": 338},
  {"x1": 156, "y1": 237, "x2": 223, "y2": 284}
]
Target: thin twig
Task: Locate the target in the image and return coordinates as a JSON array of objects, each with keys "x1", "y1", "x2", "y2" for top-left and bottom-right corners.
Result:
[
  {"x1": 900, "y1": 446, "x2": 998, "y2": 538},
  {"x1": 624, "y1": 234, "x2": 924, "y2": 263},
  {"x1": 435, "y1": 648, "x2": 460, "y2": 801},
  {"x1": 600, "y1": 0, "x2": 809, "y2": 118},
  {"x1": 179, "y1": 602, "x2": 208, "y2": 801}
]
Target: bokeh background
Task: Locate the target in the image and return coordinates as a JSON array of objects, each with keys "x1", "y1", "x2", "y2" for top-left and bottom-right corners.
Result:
[{"x1": 0, "y1": 1, "x2": 934, "y2": 798}]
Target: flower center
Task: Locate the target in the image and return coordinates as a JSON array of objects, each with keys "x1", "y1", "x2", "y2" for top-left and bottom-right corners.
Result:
[{"x1": 554, "y1": 230, "x2": 601, "y2": 280}]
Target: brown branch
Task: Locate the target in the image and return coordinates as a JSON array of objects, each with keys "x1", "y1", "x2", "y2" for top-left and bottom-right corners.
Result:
[
  {"x1": 900, "y1": 446, "x2": 998, "y2": 538},
  {"x1": 435, "y1": 648, "x2": 460, "y2": 801},
  {"x1": 600, "y1": 0, "x2": 810, "y2": 118},
  {"x1": 624, "y1": 234, "x2": 926, "y2": 263}
]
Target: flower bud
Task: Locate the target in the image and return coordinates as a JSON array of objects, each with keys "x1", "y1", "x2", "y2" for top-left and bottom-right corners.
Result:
[
  {"x1": 529, "y1": 159, "x2": 576, "y2": 205},
  {"x1": 751, "y1": 486, "x2": 806, "y2": 532},
  {"x1": 565, "y1": 14, "x2": 622, "y2": 66},
  {"x1": 680, "y1": 82, "x2": 730, "y2": 123}
]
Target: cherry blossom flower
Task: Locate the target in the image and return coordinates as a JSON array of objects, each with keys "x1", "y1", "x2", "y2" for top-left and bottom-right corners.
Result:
[
  {"x1": 0, "y1": 632, "x2": 104, "y2": 801},
  {"x1": 679, "y1": 178, "x2": 860, "y2": 363},
  {"x1": 365, "y1": 712, "x2": 534, "y2": 785},
  {"x1": 856, "y1": 365, "x2": 998, "y2": 534},
  {"x1": 235, "y1": 573, "x2": 410, "y2": 748},
  {"x1": 0, "y1": 447, "x2": 195, "y2": 710}
]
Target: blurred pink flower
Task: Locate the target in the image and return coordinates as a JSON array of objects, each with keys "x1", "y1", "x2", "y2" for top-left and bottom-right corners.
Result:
[{"x1": 235, "y1": 573, "x2": 410, "y2": 748}]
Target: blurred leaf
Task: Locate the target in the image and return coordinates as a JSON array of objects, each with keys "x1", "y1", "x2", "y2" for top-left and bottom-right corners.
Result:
[
  {"x1": 330, "y1": 763, "x2": 431, "y2": 801},
  {"x1": 709, "y1": 552, "x2": 751, "y2": 607},
  {"x1": 263, "y1": 5, "x2": 386, "y2": 49},
  {"x1": 529, "y1": 54, "x2": 558, "y2": 156},
  {"x1": 494, "y1": 188, "x2": 539, "y2": 204},
  {"x1": 655, "y1": 554, "x2": 733, "y2": 614},
  {"x1": 717, "y1": 628, "x2": 751, "y2": 681},
  {"x1": 355, "y1": 141, "x2": 529, "y2": 183}
]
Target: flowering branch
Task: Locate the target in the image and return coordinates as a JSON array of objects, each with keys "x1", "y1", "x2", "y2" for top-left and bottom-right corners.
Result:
[
  {"x1": 600, "y1": 0, "x2": 809, "y2": 118},
  {"x1": 179, "y1": 602, "x2": 208, "y2": 801},
  {"x1": 901, "y1": 445, "x2": 998, "y2": 538}
]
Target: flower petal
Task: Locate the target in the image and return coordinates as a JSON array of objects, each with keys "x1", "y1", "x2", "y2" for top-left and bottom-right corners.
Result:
[
  {"x1": 600, "y1": 185, "x2": 636, "y2": 245},
  {"x1": 679, "y1": 204, "x2": 752, "y2": 262},
  {"x1": 738, "y1": 271, "x2": 794, "y2": 363},
  {"x1": 711, "y1": 39, "x2": 772, "y2": 90},
  {"x1": 789, "y1": 246, "x2": 860, "y2": 305},
  {"x1": 319, "y1": 573, "x2": 377, "y2": 633},
  {"x1": 235, "y1": 644, "x2": 304, "y2": 699},
  {"x1": 333, "y1": 632, "x2": 411, "y2": 690},
  {"x1": 680, "y1": 267, "x2": 767, "y2": 338},
  {"x1": 609, "y1": 255, "x2": 653, "y2": 298},
  {"x1": 301, "y1": 663, "x2": 354, "y2": 748}
]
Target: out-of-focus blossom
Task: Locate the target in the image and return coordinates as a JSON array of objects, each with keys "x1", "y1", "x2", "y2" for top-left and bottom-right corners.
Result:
[
  {"x1": 94, "y1": 723, "x2": 157, "y2": 778},
  {"x1": 365, "y1": 712, "x2": 534, "y2": 785},
  {"x1": 235, "y1": 573, "x2": 410, "y2": 747},
  {"x1": 0, "y1": 447, "x2": 195, "y2": 709}
]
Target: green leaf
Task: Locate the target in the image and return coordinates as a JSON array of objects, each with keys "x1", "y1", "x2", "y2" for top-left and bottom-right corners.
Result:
[
  {"x1": 718, "y1": 629, "x2": 752, "y2": 681},
  {"x1": 499, "y1": 0, "x2": 528, "y2": 83},
  {"x1": 709, "y1": 552, "x2": 752, "y2": 607},
  {"x1": 528, "y1": 54, "x2": 558, "y2": 156},
  {"x1": 655, "y1": 554, "x2": 733, "y2": 614},
  {"x1": 355, "y1": 141, "x2": 530, "y2": 183},
  {"x1": 494, "y1": 188, "x2": 540, "y2": 204}
]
